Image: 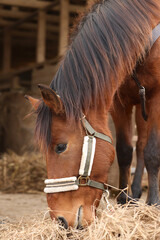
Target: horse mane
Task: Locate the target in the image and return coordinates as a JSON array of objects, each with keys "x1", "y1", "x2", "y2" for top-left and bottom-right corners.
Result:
[{"x1": 35, "y1": 0, "x2": 160, "y2": 150}]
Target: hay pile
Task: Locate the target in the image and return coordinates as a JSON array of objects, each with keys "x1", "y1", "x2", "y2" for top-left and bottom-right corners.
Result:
[
  {"x1": 1, "y1": 201, "x2": 160, "y2": 240},
  {"x1": 0, "y1": 151, "x2": 46, "y2": 193}
]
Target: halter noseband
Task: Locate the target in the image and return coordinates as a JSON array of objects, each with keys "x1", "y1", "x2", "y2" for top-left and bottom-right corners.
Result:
[{"x1": 44, "y1": 116, "x2": 113, "y2": 194}]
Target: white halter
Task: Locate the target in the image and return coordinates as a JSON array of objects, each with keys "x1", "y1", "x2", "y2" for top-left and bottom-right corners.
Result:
[{"x1": 44, "y1": 117, "x2": 112, "y2": 194}]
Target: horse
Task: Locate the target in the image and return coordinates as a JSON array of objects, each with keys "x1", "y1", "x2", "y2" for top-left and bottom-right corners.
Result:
[
  {"x1": 111, "y1": 42, "x2": 160, "y2": 205},
  {"x1": 26, "y1": 0, "x2": 160, "y2": 228}
]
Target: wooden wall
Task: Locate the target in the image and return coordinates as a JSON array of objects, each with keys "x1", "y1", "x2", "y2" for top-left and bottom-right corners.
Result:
[
  {"x1": 0, "y1": 0, "x2": 87, "y2": 91},
  {"x1": 0, "y1": 0, "x2": 88, "y2": 153}
]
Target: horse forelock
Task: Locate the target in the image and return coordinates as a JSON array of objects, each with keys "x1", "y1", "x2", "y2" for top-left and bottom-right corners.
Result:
[
  {"x1": 35, "y1": 101, "x2": 52, "y2": 151},
  {"x1": 36, "y1": 0, "x2": 160, "y2": 149}
]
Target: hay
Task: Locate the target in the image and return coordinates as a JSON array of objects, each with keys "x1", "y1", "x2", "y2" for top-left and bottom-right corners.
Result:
[
  {"x1": 1, "y1": 200, "x2": 160, "y2": 240},
  {"x1": 0, "y1": 151, "x2": 46, "y2": 193}
]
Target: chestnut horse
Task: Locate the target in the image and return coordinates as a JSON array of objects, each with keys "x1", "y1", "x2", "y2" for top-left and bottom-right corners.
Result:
[{"x1": 26, "y1": 0, "x2": 160, "y2": 228}]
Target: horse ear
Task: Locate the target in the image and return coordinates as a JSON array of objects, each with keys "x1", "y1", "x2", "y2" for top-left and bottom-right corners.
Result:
[
  {"x1": 25, "y1": 95, "x2": 40, "y2": 110},
  {"x1": 38, "y1": 84, "x2": 64, "y2": 114}
]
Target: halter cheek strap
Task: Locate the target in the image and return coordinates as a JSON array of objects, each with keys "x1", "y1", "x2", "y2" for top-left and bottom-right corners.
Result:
[
  {"x1": 79, "y1": 135, "x2": 96, "y2": 177},
  {"x1": 44, "y1": 117, "x2": 112, "y2": 194}
]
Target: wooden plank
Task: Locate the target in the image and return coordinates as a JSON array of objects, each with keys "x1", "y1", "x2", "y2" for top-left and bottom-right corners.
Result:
[
  {"x1": 11, "y1": 6, "x2": 18, "y2": 11},
  {"x1": 69, "y1": 4, "x2": 86, "y2": 13},
  {"x1": 0, "y1": 0, "x2": 86, "y2": 11},
  {"x1": 0, "y1": 14, "x2": 73, "y2": 29},
  {"x1": 0, "y1": 1, "x2": 84, "y2": 33},
  {"x1": 0, "y1": 19, "x2": 12, "y2": 26},
  {"x1": 0, "y1": 0, "x2": 51, "y2": 9},
  {"x1": 59, "y1": 0, "x2": 69, "y2": 56},
  {"x1": 0, "y1": 9, "x2": 29, "y2": 19},
  {"x1": 0, "y1": 19, "x2": 59, "y2": 32},
  {"x1": 2, "y1": 29, "x2": 11, "y2": 73},
  {"x1": 17, "y1": 22, "x2": 59, "y2": 33},
  {"x1": 0, "y1": 19, "x2": 58, "y2": 32},
  {"x1": 0, "y1": 56, "x2": 59, "y2": 81},
  {"x1": 12, "y1": 30, "x2": 58, "y2": 41},
  {"x1": 0, "y1": 81, "x2": 11, "y2": 91},
  {"x1": 54, "y1": 4, "x2": 85, "y2": 13},
  {"x1": 0, "y1": 9, "x2": 60, "y2": 23},
  {"x1": 0, "y1": 0, "x2": 59, "y2": 33},
  {"x1": 36, "y1": 10, "x2": 46, "y2": 63}
]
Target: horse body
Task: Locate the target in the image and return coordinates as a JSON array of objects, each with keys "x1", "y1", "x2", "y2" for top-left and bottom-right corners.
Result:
[
  {"x1": 111, "y1": 37, "x2": 160, "y2": 204},
  {"x1": 26, "y1": 0, "x2": 160, "y2": 227}
]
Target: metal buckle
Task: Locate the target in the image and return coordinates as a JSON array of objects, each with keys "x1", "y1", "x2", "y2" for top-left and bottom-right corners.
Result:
[
  {"x1": 78, "y1": 176, "x2": 90, "y2": 186},
  {"x1": 139, "y1": 86, "x2": 145, "y2": 96}
]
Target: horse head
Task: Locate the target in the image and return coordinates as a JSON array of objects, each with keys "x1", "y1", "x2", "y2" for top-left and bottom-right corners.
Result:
[{"x1": 26, "y1": 84, "x2": 115, "y2": 228}]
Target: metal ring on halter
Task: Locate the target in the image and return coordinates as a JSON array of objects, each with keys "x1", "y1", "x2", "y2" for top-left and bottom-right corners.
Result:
[
  {"x1": 78, "y1": 176, "x2": 90, "y2": 186},
  {"x1": 104, "y1": 189, "x2": 110, "y2": 198}
]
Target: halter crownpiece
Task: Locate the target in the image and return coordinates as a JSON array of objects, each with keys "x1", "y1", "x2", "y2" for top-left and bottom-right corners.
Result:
[
  {"x1": 44, "y1": 116, "x2": 112, "y2": 194},
  {"x1": 151, "y1": 23, "x2": 160, "y2": 47}
]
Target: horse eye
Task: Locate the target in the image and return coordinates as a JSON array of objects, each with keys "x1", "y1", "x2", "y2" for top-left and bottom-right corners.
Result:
[{"x1": 55, "y1": 144, "x2": 67, "y2": 154}]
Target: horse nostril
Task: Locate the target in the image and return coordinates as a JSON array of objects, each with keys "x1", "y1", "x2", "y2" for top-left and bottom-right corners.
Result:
[
  {"x1": 57, "y1": 216, "x2": 68, "y2": 229},
  {"x1": 77, "y1": 224, "x2": 83, "y2": 230}
]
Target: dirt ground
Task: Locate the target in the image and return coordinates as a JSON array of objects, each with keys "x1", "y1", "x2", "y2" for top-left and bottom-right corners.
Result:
[{"x1": 0, "y1": 192, "x2": 48, "y2": 222}]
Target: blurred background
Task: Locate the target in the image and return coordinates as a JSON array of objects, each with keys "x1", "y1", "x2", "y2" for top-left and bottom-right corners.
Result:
[{"x1": 0, "y1": 0, "x2": 88, "y2": 154}]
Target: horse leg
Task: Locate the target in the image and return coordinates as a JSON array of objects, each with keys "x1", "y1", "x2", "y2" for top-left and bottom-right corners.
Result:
[
  {"x1": 111, "y1": 102, "x2": 133, "y2": 204},
  {"x1": 143, "y1": 93, "x2": 160, "y2": 205},
  {"x1": 131, "y1": 105, "x2": 148, "y2": 199}
]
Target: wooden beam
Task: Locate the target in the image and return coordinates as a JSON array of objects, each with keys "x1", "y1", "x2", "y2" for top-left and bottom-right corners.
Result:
[
  {"x1": 0, "y1": 19, "x2": 59, "y2": 33},
  {"x1": 0, "y1": 0, "x2": 86, "y2": 11},
  {"x1": 69, "y1": 4, "x2": 86, "y2": 13},
  {"x1": 0, "y1": 19, "x2": 12, "y2": 26},
  {"x1": 59, "y1": 0, "x2": 69, "y2": 56},
  {"x1": 12, "y1": 30, "x2": 58, "y2": 41},
  {"x1": 0, "y1": 9, "x2": 29, "y2": 19},
  {"x1": 0, "y1": 80, "x2": 11, "y2": 91},
  {"x1": 36, "y1": 10, "x2": 46, "y2": 63},
  {"x1": 0, "y1": 56, "x2": 59, "y2": 82},
  {"x1": 11, "y1": 76, "x2": 21, "y2": 90},
  {"x1": 0, "y1": 0, "x2": 51, "y2": 9},
  {"x1": 0, "y1": 0, "x2": 59, "y2": 33},
  {"x1": 11, "y1": 6, "x2": 18, "y2": 11},
  {"x1": 0, "y1": 1, "x2": 85, "y2": 34},
  {"x1": 0, "y1": 9, "x2": 60, "y2": 23},
  {"x1": 53, "y1": 4, "x2": 85, "y2": 13},
  {"x1": 2, "y1": 29, "x2": 11, "y2": 73}
]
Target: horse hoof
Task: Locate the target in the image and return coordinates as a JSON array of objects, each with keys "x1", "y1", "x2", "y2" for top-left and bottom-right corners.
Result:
[
  {"x1": 146, "y1": 199, "x2": 160, "y2": 206},
  {"x1": 131, "y1": 185, "x2": 142, "y2": 199},
  {"x1": 132, "y1": 190, "x2": 142, "y2": 199}
]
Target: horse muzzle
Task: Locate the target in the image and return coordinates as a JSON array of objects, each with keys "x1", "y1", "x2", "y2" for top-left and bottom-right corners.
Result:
[{"x1": 56, "y1": 205, "x2": 83, "y2": 229}]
